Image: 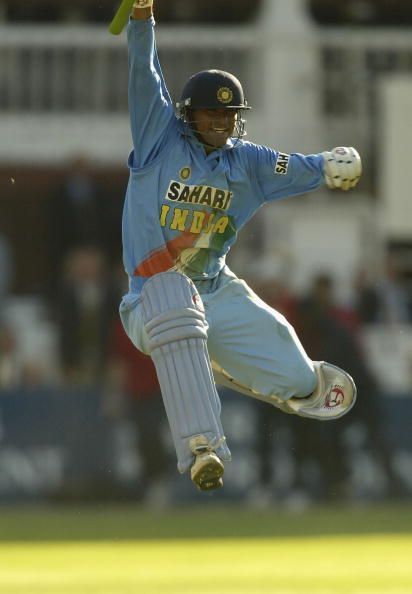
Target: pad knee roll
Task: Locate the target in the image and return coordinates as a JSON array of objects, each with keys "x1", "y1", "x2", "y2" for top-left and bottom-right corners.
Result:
[{"x1": 141, "y1": 271, "x2": 208, "y2": 343}]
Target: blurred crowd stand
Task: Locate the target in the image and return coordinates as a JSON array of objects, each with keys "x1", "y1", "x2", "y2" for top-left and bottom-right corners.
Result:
[
  {"x1": 2, "y1": 0, "x2": 412, "y2": 25},
  {"x1": 0, "y1": 0, "x2": 261, "y2": 24},
  {"x1": 355, "y1": 254, "x2": 412, "y2": 325},
  {"x1": 56, "y1": 245, "x2": 119, "y2": 386}
]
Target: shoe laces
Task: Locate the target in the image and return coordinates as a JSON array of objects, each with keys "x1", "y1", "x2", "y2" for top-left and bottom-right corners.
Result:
[{"x1": 191, "y1": 435, "x2": 226, "y2": 454}]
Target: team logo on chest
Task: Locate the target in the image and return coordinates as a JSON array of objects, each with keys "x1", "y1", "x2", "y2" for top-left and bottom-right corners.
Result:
[{"x1": 179, "y1": 166, "x2": 191, "y2": 181}]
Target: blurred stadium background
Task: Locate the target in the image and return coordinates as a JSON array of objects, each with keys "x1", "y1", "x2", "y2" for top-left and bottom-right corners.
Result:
[
  {"x1": 1, "y1": 1, "x2": 412, "y2": 592},
  {"x1": 1, "y1": 0, "x2": 412, "y2": 519}
]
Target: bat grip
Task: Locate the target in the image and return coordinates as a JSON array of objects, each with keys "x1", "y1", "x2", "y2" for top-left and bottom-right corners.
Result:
[{"x1": 109, "y1": 0, "x2": 135, "y2": 35}]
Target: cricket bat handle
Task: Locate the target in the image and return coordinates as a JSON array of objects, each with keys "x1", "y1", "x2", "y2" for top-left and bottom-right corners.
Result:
[{"x1": 109, "y1": 0, "x2": 135, "y2": 35}]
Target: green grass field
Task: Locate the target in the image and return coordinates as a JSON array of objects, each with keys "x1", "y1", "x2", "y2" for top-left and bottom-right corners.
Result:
[{"x1": 0, "y1": 504, "x2": 411, "y2": 594}]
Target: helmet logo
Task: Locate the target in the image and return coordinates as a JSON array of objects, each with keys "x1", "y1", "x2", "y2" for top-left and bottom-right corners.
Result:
[
  {"x1": 217, "y1": 87, "x2": 233, "y2": 105},
  {"x1": 179, "y1": 166, "x2": 191, "y2": 181}
]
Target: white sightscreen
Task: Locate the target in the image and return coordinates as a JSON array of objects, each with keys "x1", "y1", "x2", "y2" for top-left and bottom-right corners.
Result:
[{"x1": 380, "y1": 77, "x2": 412, "y2": 239}]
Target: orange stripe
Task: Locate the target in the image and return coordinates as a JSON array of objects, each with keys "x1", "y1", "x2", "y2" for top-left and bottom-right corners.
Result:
[
  {"x1": 134, "y1": 212, "x2": 211, "y2": 278},
  {"x1": 133, "y1": 231, "x2": 195, "y2": 277}
]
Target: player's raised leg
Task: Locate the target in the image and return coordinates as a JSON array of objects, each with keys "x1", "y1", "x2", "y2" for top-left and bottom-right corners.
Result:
[
  {"x1": 213, "y1": 359, "x2": 356, "y2": 420},
  {"x1": 140, "y1": 271, "x2": 230, "y2": 491},
  {"x1": 204, "y1": 272, "x2": 356, "y2": 420}
]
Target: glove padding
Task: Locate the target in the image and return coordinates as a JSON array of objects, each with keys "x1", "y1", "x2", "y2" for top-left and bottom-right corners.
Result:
[{"x1": 322, "y1": 146, "x2": 362, "y2": 191}]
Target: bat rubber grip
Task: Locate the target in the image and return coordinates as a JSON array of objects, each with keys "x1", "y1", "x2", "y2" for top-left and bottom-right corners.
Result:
[{"x1": 109, "y1": 0, "x2": 135, "y2": 35}]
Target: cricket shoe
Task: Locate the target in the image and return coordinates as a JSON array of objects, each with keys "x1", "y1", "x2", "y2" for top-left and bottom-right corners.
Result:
[
  {"x1": 190, "y1": 435, "x2": 224, "y2": 491},
  {"x1": 284, "y1": 361, "x2": 357, "y2": 420}
]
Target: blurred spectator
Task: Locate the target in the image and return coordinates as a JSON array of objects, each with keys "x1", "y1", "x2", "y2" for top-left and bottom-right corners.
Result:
[
  {"x1": 374, "y1": 254, "x2": 411, "y2": 323},
  {"x1": 0, "y1": 324, "x2": 19, "y2": 388},
  {"x1": 290, "y1": 272, "x2": 404, "y2": 500},
  {"x1": 301, "y1": 272, "x2": 360, "y2": 333},
  {"x1": 0, "y1": 233, "x2": 13, "y2": 314},
  {"x1": 106, "y1": 320, "x2": 170, "y2": 499},
  {"x1": 353, "y1": 268, "x2": 380, "y2": 324},
  {"x1": 47, "y1": 157, "x2": 103, "y2": 294},
  {"x1": 56, "y1": 245, "x2": 119, "y2": 385},
  {"x1": 355, "y1": 254, "x2": 412, "y2": 324}
]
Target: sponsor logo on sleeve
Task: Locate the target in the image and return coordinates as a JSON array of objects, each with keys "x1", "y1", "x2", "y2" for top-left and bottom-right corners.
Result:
[{"x1": 274, "y1": 152, "x2": 290, "y2": 175}]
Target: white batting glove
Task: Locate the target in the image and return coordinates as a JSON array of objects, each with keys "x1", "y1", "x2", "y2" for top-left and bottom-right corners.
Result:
[{"x1": 322, "y1": 147, "x2": 362, "y2": 191}]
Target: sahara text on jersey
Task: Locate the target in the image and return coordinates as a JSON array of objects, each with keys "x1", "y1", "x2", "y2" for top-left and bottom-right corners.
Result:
[{"x1": 165, "y1": 180, "x2": 233, "y2": 211}]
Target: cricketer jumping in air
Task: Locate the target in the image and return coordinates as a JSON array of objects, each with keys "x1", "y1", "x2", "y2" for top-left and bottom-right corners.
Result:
[{"x1": 116, "y1": 0, "x2": 362, "y2": 491}]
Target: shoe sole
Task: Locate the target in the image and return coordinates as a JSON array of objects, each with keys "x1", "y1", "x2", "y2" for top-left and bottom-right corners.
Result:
[{"x1": 192, "y1": 458, "x2": 224, "y2": 491}]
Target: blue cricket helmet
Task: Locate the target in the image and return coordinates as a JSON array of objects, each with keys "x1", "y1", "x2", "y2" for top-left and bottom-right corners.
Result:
[{"x1": 176, "y1": 69, "x2": 251, "y2": 112}]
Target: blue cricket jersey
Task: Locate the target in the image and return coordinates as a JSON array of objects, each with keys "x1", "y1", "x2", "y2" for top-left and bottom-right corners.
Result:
[{"x1": 121, "y1": 17, "x2": 324, "y2": 305}]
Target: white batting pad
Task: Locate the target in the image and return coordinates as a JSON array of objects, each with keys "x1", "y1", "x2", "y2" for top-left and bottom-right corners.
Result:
[{"x1": 140, "y1": 271, "x2": 231, "y2": 473}]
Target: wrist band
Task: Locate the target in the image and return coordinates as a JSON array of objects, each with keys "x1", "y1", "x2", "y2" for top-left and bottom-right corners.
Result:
[{"x1": 133, "y1": 0, "x2": 153, "y2": 8}]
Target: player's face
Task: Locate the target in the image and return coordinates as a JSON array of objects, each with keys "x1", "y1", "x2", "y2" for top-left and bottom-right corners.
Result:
[{"x1": 190, "y1": 108, "x2": 237, "y2": 149}]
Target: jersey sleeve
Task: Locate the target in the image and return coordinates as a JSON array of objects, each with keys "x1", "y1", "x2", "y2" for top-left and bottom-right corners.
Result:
[
  {"x1": 127, "y1": 17, "x2": 176, "y2": 168},
  {"x1": 249, "y1": 143, "x2": 325, "y2": 203}
]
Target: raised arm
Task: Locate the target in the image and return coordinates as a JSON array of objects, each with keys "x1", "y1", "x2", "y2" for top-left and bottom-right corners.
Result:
[
  {"x1": 131, "y1": 1, "x2": 152, "y2": 21},
  {"x1": 127, "y1": 0, "x2": 176, "y2": 168},
  {"x1": 249, "y1": 142, "x2": 361, "y2": 204}
]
